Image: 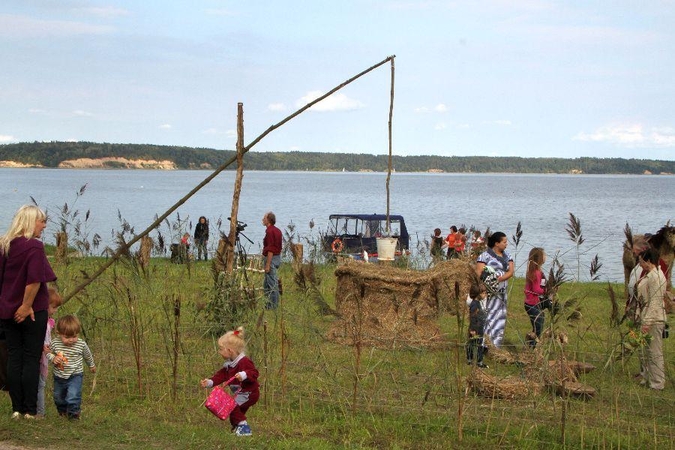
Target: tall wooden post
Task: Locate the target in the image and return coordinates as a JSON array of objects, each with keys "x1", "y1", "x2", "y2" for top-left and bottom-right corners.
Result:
[{"x1": 226, "y1": 103, "x2": 246, "y2": 274}]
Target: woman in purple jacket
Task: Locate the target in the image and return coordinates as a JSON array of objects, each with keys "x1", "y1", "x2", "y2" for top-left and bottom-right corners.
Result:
[{"x1": 0, "y1": 205, "x2": 57, "y2": 419}]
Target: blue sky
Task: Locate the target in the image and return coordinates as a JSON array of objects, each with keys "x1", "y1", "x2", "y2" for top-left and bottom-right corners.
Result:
[{"x1": 1, "y1": 0, "x2": 674, "y2": 160}]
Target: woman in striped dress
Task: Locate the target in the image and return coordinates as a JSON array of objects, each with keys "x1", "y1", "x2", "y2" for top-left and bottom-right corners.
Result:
[{"x1": 475, "y1": 232, "x2": 514, "y2": 349}]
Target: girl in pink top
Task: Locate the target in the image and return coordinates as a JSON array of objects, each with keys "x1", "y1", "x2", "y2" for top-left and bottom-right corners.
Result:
[
  {"x1": 524, "y1": 247, "x2": 546, "y2": 348},
  {"x1": 37, "y1": 287, "x2": 62, "y2": 417}
]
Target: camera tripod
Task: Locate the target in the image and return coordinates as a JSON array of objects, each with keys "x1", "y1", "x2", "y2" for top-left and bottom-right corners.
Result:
[{"x1": 234, "y1": 228, "x2": 254, "y2": 276}]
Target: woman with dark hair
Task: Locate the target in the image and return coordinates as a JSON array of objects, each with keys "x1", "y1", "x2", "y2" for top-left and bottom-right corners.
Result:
[
  {"x1": 430, "y1": 228, "x2": 444, "y2": 261},
  {"x1": 474, "y1": 231, "x2": 514, "y2": 349},
  {"x1": 0, "y1": 205, "x2": 57, "y2": 419},
  {"x1": 636, "y1": 248, "x2": 668, "y2": 390},
  {"x1": 194, "y1": 216, "x2": 209, "y2": 261}
]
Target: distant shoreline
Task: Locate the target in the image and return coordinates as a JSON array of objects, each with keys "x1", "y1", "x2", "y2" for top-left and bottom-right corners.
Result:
[
  {"x1": 2, "y1": 141, "x2": 675, "y2": 174},
  {"x1": 1, "y1": 163, "x2": 673, "y2": 176}
]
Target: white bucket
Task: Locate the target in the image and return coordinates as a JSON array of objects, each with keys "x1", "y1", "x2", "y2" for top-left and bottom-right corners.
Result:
[{"x1": 376, "y1": 237, "x2": 398, "y2": 261}]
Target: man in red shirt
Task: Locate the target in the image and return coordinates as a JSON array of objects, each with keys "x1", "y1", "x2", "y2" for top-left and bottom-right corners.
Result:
[{"x1": 262, "y1": 212, "x2": 282, "y2": 309}]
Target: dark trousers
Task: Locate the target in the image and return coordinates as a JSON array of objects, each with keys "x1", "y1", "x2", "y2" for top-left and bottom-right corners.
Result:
[
  {"x1": 466, "y1": 335, "x2": 485, "y2": 364},
  {"x1": 228, "y1": 389, "x2": 259, "y2": 428},
  {"x1": 525, "y1": 303, "x2": 545, "y2": 347},
  {"x1": 1, "y1": 310, "x2": 48, "y2": 415}
]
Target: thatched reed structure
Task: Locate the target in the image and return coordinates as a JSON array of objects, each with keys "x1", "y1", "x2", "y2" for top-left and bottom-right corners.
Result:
[{"x1": 327, "y1": 259, "x2": 474, "y2": 348}]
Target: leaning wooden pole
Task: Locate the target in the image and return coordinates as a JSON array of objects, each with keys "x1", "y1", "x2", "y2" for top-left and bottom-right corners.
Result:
[
  {"x1": 226, "y1": 102, "x2": 246, "y2": 274},
  {"x1": 61, "y1": 55, "x2": 396, "y2": 304}
]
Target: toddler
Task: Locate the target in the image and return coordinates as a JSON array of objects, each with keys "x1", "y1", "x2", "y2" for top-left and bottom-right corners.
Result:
[
  {"x1": 467, "y1": 283, "x2": 488, "y2": 368},
  {"x1": 200, "y1": 326, "x2": 260, "y2": 436},
  {"x1": 37, "y1": 286, "x2": 62, "y2": 418},
  {"x1": 47, "y1": 315, "x2": 96, "y2": 419}
]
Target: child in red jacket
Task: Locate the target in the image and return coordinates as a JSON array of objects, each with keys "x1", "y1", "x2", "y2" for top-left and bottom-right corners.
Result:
[{"x1": 200, "y1": 327, "x2": 260, "y2": 436}]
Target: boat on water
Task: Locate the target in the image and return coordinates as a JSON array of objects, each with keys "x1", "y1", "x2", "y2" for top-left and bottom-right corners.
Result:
[{"x1": 322, "y1": 213, "x2": 410, "y2": 260}]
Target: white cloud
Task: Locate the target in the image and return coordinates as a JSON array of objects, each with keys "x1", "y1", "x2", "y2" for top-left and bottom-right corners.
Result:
[
  {"x1": 268, "y1": 103, "x2": 286, "y2": 112},
  {"x1": 295, "y1": 91, "x2": 365, "y2": 112},
  {"x1": 225, "y1": 130, "x2": 237, "y2": 139},
  {"x1": 573, "y1": 124, "x2": 675, "y2": 148},
  {"x1": 203, "y1": 128, "x2": 220, "y2": 135},
  {"x1": 0, "y1": 14, "x2": 115, "y2": 38},
  {"x1": 457, "y1": 123, "x2": 470, "y2": 129},
  {"x1": 0, "y1": 134, "x2": 16, "y2": 143},
  {"x1": 158, "y1": 124, "x2": 172, "y2": 130},
  {"x1": 73, "y1": 110, "x2": 93, "y2": 117},
  {"x1": 28, "y1": 108, "x2": 46, "y2": 114},
  {"x1": 290, "y1": 146, "x2": 301, "y2": 151},
  {"x1": 415, "y1": 104, "x2": 448, "y2": 114},
  {"x1": 494, "y1": 120, "x2": 512, "y2": 126},
  {"x1": 434, "y1": 123, "x2": 447, "y2": 130}
]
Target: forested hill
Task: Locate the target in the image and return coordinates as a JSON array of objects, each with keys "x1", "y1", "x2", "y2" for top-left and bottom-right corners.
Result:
[{"x1": 1, "y1": 141, "x2": 674, "y2": 174}]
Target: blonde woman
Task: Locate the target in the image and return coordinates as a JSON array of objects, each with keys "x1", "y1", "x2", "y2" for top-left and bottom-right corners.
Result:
[{"x1": 0, "y1": 205, "x2": 57, "y2": 419}]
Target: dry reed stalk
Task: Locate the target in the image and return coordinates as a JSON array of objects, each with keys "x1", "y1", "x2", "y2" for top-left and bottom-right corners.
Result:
[
  {"x1": 453, "y1": 281, "x2": 464, "y2": 442},
  {"x1": 280, "y1": 304, "x2": 287, "y2": 398},
  {"x1": 350, "y1": 282, "x2": 365, "y2": 413},
  {"x1": 170, "y1": 295, "x2": 181, "y2": 402},
  {"x1": 138, "y1": 235, "x2": 152, "y2": 269},
  {"x1": 290, "y1": 243, "x2": 303, "y2": 267},
  {"x1": 56, "y1": 231, "x2": 68, "y2": 264},
  {"x1": 263, "y1": 320, "x2": 268, "y2": 407}
]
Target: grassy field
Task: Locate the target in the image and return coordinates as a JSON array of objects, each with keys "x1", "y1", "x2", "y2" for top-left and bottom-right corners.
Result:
[{"x1": 1, "y1": 254, "x2": 674, "y2": 450}]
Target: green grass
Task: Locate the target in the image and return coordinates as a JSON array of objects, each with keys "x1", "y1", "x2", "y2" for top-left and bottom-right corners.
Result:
[{"x1": 2, "y1": 257, "x2": 675, "y2": 449}]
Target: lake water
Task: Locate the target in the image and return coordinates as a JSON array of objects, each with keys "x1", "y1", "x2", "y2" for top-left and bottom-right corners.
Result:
[{"x1": 1, "y1": 168, "x2": 673, "y2": 282}]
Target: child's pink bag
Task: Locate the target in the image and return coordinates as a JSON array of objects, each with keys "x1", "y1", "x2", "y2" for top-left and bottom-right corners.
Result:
[{"x1": 205, "y1": 377, "x2": 239, "y2": 420}]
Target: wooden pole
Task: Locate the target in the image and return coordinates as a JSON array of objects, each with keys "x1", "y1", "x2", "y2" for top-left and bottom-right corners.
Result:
[
  {"x1": 226, "y1": 103, "x2": 246, "y2": 274},
  {"x1": 385, "y1": 58, "x2": 395, "y2": 233},
  {"x1": 61, "y1": 55, "x2": 396, "y2": 304}
]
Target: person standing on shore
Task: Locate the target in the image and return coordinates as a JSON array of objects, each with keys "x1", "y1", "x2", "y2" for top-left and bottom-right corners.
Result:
[
  {"x1": 524, "y1": 247, "x2": 547, "y2": 348},
  {"x1": 262, "y1": 212, "x2": 282, "y2": 310},
  {"x1": 475, "y1": 231, "x2": 514, "y2": 349},
  {"x1": 194, "y1": 216, "x2": 209, "y2": 261},
  {"x1": 636, "y1": 248, "x2": 668, "y2": 390},
  {"x1": 446, "y1": 226, "x2": 459, "y2": 259}
]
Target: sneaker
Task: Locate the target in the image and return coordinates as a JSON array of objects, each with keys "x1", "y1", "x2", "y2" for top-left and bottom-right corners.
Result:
[
  {"x1": 24, "y1": 414, "x2": 37, "y2": 420},
  {"x1": 477, "y1": 362, "x2": 489, "y2": 369},
  {"x1": 234, "y1": 424, "x2": 252, "y2": 436},
  {"x1": 467, "y1": 360, "x2": 473, "y2": 365},
  {"x1": 11, "y1": 412, "x2": 21, "y2": 420}
]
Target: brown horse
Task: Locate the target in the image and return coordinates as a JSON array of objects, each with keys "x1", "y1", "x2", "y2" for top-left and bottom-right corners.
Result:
[{"x1": 623, "y1": 223, "x2": 675, "y2": 291}]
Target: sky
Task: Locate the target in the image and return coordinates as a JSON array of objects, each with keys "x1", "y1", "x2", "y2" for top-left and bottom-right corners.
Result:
[{"x1": 1, "y1": 0, "x2": 675, "y2": 160}]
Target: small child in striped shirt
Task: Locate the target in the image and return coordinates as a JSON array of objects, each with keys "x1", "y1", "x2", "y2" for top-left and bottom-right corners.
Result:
[{"x1": 47, "y1": 315, "x2": 96, "y2": 420}]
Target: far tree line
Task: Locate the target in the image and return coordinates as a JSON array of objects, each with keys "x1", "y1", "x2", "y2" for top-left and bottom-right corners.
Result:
[{"x1": 1, "y1": 141, "x2": 674, "y2": 174}]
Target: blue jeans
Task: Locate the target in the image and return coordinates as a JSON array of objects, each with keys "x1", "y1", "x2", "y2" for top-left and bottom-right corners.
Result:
[
  {"x1": 264, "y1": 254, "x2": 281, "y2": 309},
  {"x1": 525, "y1": 304, "x2": 545, "y2": 347},
  {"x1": 37, "y1": 374, "x2": 47, "y2": 416},
  {"x1": 53, "y1": 373, "x2": 83, "y2": 417}
]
